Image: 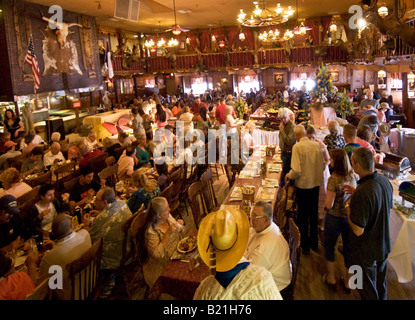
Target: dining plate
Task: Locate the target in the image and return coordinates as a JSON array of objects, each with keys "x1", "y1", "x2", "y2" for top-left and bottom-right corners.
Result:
[{"x1": 177, "y1": 236, "x2": 197, "y2": 254}]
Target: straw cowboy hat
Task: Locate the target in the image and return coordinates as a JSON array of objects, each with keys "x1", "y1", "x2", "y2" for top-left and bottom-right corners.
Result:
[
  {"x1": 378, "y1": 102, "x2": 391, "y2": 110},
  {"x1": 379, "y1": 122, "x2": 391, "y2": 136},
  {"x1": 197, "y1": 209, "x2": 249, "y2": 273}
]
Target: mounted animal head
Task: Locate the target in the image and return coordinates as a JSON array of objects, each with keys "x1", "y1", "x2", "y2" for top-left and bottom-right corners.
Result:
[
  {"x1": 362, "y1": 0, "x2": 415, "y2": 48},
  {"x1": 40, "y1": 11, "x2": 92, "y2": 48}
]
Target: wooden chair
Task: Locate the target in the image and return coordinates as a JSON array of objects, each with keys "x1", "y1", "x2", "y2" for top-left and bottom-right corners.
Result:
[
  {"x1": 24, "y1": 277, "x2": 52, "y2": 300},
  {"x1": 63, "y1": 176, "x2": 81, "y2": 193},
  {"x1": 89, "y1": 152, "x2": 109, "y2": 174},
  {"x1": 119, "y1": 204, "x2": 145, "y2": 273},
  {"x1": 159, "y1": 181, "x2": 173, "y2": 204},
  {"x1": 7, "y1": 154, "x2": 25, "y2": 172},
  {"x1": 16, "y1": 185, "x2": 40, "y2": 207},
  {"x1": 280, "y1": 218, "x2": 302, "y2": 300},
  {"x1": 54, "y1": 161, "x2": 76, "y2": 193},
  {"x1": 167, "y1": 167, "x2": 183, "y2": 217},
  {"x1": 66, "y1": 236, "x2": 103, "y2": 300},
  {"x1": 224, "y1": 164, "x2": 236, "y2": 188},
  {"x1": 200, "y1": 169, "x2": 219, "y2": 212},
  {"x1": 25, "y1": 170, "x2": 52, "y2": 188},
  {"x1": 188, "y1": 181, "x2": 209, "y2": 229},
  {"x1": 98, "y1": 163, "x2": 119, "y2": 189}
]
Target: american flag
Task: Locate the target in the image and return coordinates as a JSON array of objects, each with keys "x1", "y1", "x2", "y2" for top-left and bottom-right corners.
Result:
[{"x1": 24, "y1": 36, "x2": 40, "y2": 92}]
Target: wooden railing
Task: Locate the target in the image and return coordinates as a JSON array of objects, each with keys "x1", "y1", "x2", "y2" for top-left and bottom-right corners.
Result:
[{"x1": 112, "y1": 45, "x2": 349, "y2": 74}]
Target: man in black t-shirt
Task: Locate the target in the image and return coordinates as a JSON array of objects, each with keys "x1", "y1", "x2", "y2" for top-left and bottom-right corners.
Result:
[
  {"x1": 343, "y1": 147, "x2": 393, "y2": 300},
  {"x1": 69, "y1": 165, "x2": 101, "y2": 210},
  {"x1": 0, "y1": 195, "x2": 24, "y2": 251}
]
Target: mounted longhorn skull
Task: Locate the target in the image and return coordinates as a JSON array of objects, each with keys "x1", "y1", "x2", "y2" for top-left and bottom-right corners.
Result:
[
  {"x1": 362, "y1": 0, "x2": 415, "y2": 49},
  {"x1": 40, "y1": 11, "x2": 91, "y2": 48}
]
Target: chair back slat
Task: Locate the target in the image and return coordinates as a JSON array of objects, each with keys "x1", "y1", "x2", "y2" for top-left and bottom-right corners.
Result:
[
  {"x1": 89, "y1": 152, "x2": 109, "y2": 173},
  {"x1": 98, "y1": 163, "x2": 119, "y2": 189},
  {"x1": 25, "y1": 170, "x2": 52, "y2": 188},
  {"x1": 24, "y1": 277, "x2": 51, "y2": 300},
  {"x1": 200, "y1": 169, "x2": 218, "y2": 212},
  {"x1": 281, "y1": 218, "x2": 301, "y2": 300},
  {"x1": 188, "y1": 181, "x2": 208, "y2": 229},
  {"x1": 16, "y1": 185, "x2": 40, "y2": 207},
  {"x1": 67, "y1": 236, "x2": 103, "y2": 300}
]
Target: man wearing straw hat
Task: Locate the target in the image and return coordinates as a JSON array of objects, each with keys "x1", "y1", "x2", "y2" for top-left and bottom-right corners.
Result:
[{"x1": 194, "y1": 208, "x2": 282, "y2": 300}]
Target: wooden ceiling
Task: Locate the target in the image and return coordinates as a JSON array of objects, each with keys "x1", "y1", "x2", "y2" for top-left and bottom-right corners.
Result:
[{"x1": 25, "y1": 0, "x2": 395, "y2": 34}]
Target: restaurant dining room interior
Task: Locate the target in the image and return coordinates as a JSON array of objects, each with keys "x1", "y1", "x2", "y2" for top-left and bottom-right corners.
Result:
[{"x1": 1, "y1": 0, "x2": 415, "y2": 303}]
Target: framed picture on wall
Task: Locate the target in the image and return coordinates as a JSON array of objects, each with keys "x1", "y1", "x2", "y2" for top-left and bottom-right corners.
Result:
[
  {"x1": 275, "y1": 73, "x2": 284, "y2": 84},
  {"x1": 179, "y1": 41, "x2": 186, "y2": 51},
  {"x1": 330, "y1": 72, "x2": 339, "y2": 83},
  {"x1": 157, "y1": 48, "x2": 164, "y2": 56}
]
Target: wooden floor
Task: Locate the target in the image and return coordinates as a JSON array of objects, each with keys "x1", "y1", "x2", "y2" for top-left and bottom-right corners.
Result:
[{"x1": 107, "y1": 166, "x2": 415, "y2": 300}]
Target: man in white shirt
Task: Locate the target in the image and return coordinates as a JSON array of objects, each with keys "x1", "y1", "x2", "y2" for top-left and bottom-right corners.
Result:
[
  {"x1": 36, "y1": 214, "x2": 91, "y2": 300},
  {"x1": 43, "y1": 142, "x2": 66, "y2": 167},
  {"x1": 118, "y1": 132, "x2": 136, "y2": 148},
  {"x1": 20, "y1": 134, "x2": 44, "y2": 150},
  {"x1": 117, "y1": 147, "x2": 137, "y2": 181},
  {"x1": 245, "y1": 201, "x2": 292, "y2": 291},
  {"x1": 283, "y1": 86, "x2": 290, "y2": 105},
  {"x1": 285, "y1": 124, "x2": 324, "y2": 254}
]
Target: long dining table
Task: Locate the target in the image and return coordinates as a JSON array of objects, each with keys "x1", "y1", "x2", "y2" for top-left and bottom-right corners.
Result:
[
  {"x1": 221, "y1": 145, "x2": 282, "y2": 214},
  {"x1": 147, "y1": 144, "x2": 283, "y2": 300}
]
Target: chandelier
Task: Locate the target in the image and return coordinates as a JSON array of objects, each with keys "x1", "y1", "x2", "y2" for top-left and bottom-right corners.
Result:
[
  {"x1": 144, "y1": 37, "x2": 178, "y2": 49},
  {"x1": 292, "y1": 20, "x2": 311, "y2": 36},
  {"x1": 258, "y1": 29, "x2": 280, "y2": 42},
  {"x1": 237, "y1": 1, "x2": 295, "y2": 27}
]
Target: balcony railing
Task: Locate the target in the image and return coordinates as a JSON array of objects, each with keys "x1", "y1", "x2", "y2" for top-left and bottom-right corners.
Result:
[{"x1": 112, "y1": 45, "x2": 349, "y2": 74}]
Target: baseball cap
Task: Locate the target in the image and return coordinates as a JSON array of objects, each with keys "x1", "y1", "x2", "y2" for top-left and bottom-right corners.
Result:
[
  {"x1": 0, "y1": 195, "x2": 19, "y2": 215},
  {"x1": 4, "y1": 141, "x2": 16, "y2": 149}
]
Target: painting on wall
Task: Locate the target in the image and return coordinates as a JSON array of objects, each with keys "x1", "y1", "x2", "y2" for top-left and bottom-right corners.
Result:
[
  {"x1": 274, "y1": 73, "x2": 284, "y2": 84},
  {"x1": 330, "y1": 72, "x2": 339, "y2": 83}
]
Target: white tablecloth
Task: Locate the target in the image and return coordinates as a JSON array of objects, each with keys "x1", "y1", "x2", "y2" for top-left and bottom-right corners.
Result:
[
  {"x1": 253, "y1": 130, "x2": 279, "y2": 146},
  {"x1": 388, "y1": 175, "x2": 415, "y2": 283},
  {"x1": 389, "y1": 207, "x2": 415, "y2": 283}
]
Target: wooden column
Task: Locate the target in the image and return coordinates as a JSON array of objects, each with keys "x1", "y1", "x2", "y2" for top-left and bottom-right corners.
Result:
[
  {"x1": 133, "y1": 77, "x2": 139, "y2": 98},
  {"x1": 402, "y1": 72, "x2": 415, "y2": 127},
  {"x1": 114, "y1": 79, "x2": 120, "y2": 105}
]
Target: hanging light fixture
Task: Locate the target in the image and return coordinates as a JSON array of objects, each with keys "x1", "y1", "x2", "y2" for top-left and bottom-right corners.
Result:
[
  {"x1": 157, "y1": 38, "x2": 166, "y2": 47},
  {"x1": 378, "y1": 4, "x2": 388, "y2": 18},
  {"x1": 239, "y1": 31, "x2": 245, "y2": 41},
  {"x1": 237, "y1": 1, "x2": 295, "y2": 27},
  {"x1": 167, "y1": 37, "x2": 179, "y2": 47},
  {"x1": 218, "y1": 40, "x2": 226, "y2": 48},
  {"x1": 258, "y1": 29, "x2": 280, "y2": 42},
  {"x1": 145, "y1": 38, "x2": 155, "y2": 48}
]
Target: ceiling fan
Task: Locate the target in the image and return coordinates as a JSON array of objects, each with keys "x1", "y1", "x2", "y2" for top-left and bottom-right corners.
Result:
[{"x1": 164, "y1": 0, "x2": 191, "y2": 35}]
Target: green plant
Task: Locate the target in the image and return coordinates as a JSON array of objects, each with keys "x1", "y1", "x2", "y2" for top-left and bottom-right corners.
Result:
[
  {"x1": 336, "y1": 89, "x2": 354, "y2": 118},
  {"x1": 234, "y1": 93, "x2": 251, "y2": 119}
]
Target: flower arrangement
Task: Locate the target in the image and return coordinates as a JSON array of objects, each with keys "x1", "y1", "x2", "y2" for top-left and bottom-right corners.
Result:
[
  {"x1": 336, "y1": 89, "x2": 354, "y2": 118},
  {"x1": 313, "y1": 62, "x2": 334, "y2": 98},
  {"x1": 234, "y1": 94, "x2": 251, "y2": 119}
]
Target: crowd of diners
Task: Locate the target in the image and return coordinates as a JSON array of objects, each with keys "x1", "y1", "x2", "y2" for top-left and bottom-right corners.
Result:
[{"x1": 0, "y1": 84, "x2": 398, "y2": 300}]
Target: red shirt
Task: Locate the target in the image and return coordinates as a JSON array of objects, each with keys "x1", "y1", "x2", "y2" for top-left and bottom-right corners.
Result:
[
  {"x1": 190, "y1": 101, "x2": 207, "y2": 115},
  {"x1": 215, "y1": 103, "x2": 227, "y2": 124},
  {"x1": 0, "y1": 272, "x2": 35, "y2": 300},
  {"x1": 79, "y1": 149, "x2": 103, "y2": 168}
]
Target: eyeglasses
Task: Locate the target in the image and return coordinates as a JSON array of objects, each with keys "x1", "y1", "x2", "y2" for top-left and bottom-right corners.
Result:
[{"x1": 250, "y1": 212, "x2": 266, "y2": 219}]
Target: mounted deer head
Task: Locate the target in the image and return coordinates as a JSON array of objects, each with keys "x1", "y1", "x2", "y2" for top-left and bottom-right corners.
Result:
[
  {"x1": 40, "y1": 11, "x2": 92, "y2": 48},
  {"x1": 362, "y1": 0, "x2": 415, "y2": 48}
]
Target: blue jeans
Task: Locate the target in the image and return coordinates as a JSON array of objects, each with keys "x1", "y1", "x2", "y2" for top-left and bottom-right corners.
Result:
[{"x1": 323, "y1": 213, "x2": 351, "y2": 268}]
